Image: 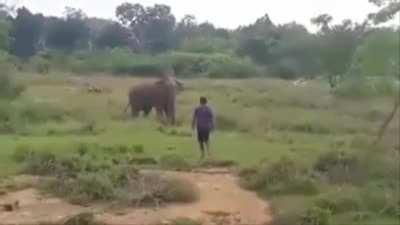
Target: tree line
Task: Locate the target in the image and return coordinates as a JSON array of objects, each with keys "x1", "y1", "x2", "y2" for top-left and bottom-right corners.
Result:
[{"x1": 0, "y1": 0, "x2": 398, "y2": 83}]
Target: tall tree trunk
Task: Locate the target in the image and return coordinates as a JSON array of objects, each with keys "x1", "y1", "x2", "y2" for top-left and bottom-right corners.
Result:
[{"x1": 375, "y1": 97, "x2": 400, "y2": 144}]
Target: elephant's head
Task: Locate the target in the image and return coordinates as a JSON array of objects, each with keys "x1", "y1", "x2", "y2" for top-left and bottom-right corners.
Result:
[{"x1": 157, "y1": 72, "x2": 184, "y2": 92}]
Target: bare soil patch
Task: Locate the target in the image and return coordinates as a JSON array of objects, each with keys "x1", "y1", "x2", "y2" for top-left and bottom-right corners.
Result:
[{"x1": 0, "y1": 170, "x2": 272, "y2": 225}]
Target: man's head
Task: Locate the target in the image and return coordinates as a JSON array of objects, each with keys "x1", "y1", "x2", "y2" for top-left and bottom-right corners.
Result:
[{"x1": 200, "y1": 96, "x2": 207, "y2": 105}]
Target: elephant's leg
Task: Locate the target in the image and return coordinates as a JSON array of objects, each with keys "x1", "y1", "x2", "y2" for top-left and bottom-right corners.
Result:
[
  {"x1": 143, "y1": 106, "x2": 152, "y2": 117},
  {"x1": 165, "y1": 103, "x2": 176, "y2": 125},
  {"x1": 155, "y1": 106, "x2": 165, "y2": 124},
  {"x1": 130, "y1": 105, "x2": 139, "y2": 118}
]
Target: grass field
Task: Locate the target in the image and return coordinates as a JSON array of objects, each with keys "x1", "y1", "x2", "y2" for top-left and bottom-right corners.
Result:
[{"x1": 0, "y1": 73, "x2": 399, "y2": 225}]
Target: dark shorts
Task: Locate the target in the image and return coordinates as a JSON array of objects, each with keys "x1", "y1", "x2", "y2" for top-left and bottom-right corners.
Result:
[{"x1": 197, "y1": 127, "x2": 210, "y2": 143}]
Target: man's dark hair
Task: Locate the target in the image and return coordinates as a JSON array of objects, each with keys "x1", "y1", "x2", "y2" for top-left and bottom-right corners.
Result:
[{"x1": 200, "y1": 96, "x2": 207, "y2": 105}]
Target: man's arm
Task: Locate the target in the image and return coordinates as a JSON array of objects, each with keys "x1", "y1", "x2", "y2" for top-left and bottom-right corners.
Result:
[
  {"x1": 192, "y1": 109, "x2": 197, "y2": 130},
  {"x1": 210, "y1": 108, "x2": 215, "y2": 131}
]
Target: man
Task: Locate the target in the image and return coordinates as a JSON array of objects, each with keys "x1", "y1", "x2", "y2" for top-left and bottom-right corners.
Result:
[{"x1": 192, "y1": 96, "x2": 215, "y2": 159}]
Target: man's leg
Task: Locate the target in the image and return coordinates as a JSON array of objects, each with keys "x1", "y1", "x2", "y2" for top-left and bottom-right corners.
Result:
[
  {"x1": 199, "y1": 141, "x2": 205, "y2": 159},
  {"x1": 197, "y1": 129, "x2": 205, "y2": 160},
  {"x1": 204, "y1": 130, "x2": 211, "y2": 158}
]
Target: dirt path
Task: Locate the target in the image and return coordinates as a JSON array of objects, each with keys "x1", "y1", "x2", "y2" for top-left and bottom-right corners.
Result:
[{"x1": 0, "y1": 170, "x2": 272, "y2": 225}]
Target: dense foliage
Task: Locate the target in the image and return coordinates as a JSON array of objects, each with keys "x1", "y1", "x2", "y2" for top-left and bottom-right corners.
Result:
[{"x1": 0, "y1": 1, "x2": 396, "y2": 84}]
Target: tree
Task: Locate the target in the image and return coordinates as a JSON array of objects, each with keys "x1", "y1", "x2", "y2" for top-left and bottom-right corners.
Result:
[
  {"x1": 0, "y1": 1, "x2": 14, "y2": 19},
  {"x1": 352, "y1": 29, "x2": 399, "y2": 77},
  {"x1": 237, "y1": 13, "x2": 276, "y2": 38},
  {"x1": 237, "y1": 38, "x2": 271, "y2": 64},
  {"x1": 0, "y1": 19, "x2": 10, "y2": 51},
  {"x1": 269, "y1": 22, "x2": 321, "y2": 78},
  {"x1": 116, "y1": 3, "x2": 176, "y2": 53},
  {"x1": 236, "y1": 14, "x2": 278, "y2": 64},
  {"x1": 45, "y1": 7, "x2": 90, "y2": 51},
  {"x1": 368, "y1": 0, "x2": 400, "y2": 24},
  {"x1": 94, "y1": 22, "x2": 132, "y2": 49},
  {"x1": 311, "y1": 14, "x2": 333, "y2": 33},
  {"x1": 176, "y1": 14, "x2": 198, "y2": 44},
  {"x1": 312, "y1": 16, "x2": 368, "y2": 88},
  {"x1": 10, "y1": 7, "x2": 43, "y2": 59}
]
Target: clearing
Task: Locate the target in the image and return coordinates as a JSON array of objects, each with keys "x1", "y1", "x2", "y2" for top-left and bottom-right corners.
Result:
[{"x1": 0, "y1": 169, "x2": 272, "y2": 225}]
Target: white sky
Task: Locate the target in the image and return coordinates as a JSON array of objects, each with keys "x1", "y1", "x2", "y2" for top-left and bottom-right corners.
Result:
[{"x1": 15, "y1": 0, "x2": 399, "y2": 31}]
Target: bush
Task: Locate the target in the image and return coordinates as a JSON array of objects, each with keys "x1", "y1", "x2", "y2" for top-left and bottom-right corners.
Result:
[
  {"x1": 63, "y1": 212, "x2": 102, "y2": 225},
  {"x1": 313, "y1": 150, "x2": 365, "y2": 185},
  {"x1": 301, "y1": 206, "x2": 332, "y2": 225},
  {"x1": 132, "y1": 144, "x2": 145, "y2": 154},
  {"x1": 70, "y1": 49, "x2": 167, "y2": 76},
  {"x1": 266, "y1": 176, "x2": 319, "y2": 196},
  {"x1": 129, "y1": 157, "x2": 158, "y2": 165},
  {"x1": 0, "y1": 66, "x2": 25, "y2": 99},
  {"x1": 16, "y1": 101, "x2": 65, "y2": 123},
  {"x1": 12, "y1": 144, "x2": 34, "y2": 163},
  {"x1": 69, "y1": 172, "x2": 116, "y2": 201},
  {"x1": 159, "y1": 154, "x2": 191, "y2": 171},
  {"x1": 313, "y1": 189, "x2": 362, "y2": 214},
  {"x1": 20, "y1": 150, "x2": 57, "y2": 176},
  {"x1": 208, "y1": 57, "x2": 260, "y2": 78},
  {"x1": 17, "y1": 148, "x2": 198, "y2": 206},
  {"x1": 240, "y1": 157, "x2": 318, "y2": 196},
  {"x1": 30, "y1": 56, "x2": 50, "y2": 75},
  {"x1": 334, "y1": 76, "x2": 398, "y2": 98},
  {"x1": 162, "y1": 177, "x2": 200, "y2": 203},
  {"x1": 360, "y1": 184, "x2": 399, "y2": 217},
  {"x1": 166, "y1": 52, "x2": 210, "y2": 76}
]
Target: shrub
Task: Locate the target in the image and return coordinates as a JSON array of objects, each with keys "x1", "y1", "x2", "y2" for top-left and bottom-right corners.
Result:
[
  {"x1": 238, "y1": 167, "x2": 266, "y2": 190},
  {"x1": 129, "y1": 157, "x2": 158, "y2": 165},
  {"x1": 313, "y1": 188, "x2": 362, "y2": 214},
  {"x1": 12, "y1": 144, "x2": 34, "y2": 163},
  {"x1": 160, "y1": 154, "x2": 191, "y2": 171},
  {"x1": 16, "y1": 101, "x2": 65, "y2": 123},
  {"x1": 208, "y1": 57, "x2": 260, "y2": 78},
  {"x1": 334, "y1": 76, "x2": 398, "y2": 98},
  {"x1": 0, "y1": 66, "x2": 25, "y2": 99},
  {"x1": 360, "y1": 184, "x2": 399, "y2": 217},
  {"x1": 30, "y1": 56, "x2": 50, "y2": 75},
  {"x1": 132, "y1": 144, "x2": 144, "y2": 154},
  {"x1": 313, "y1": 150, "x2": 365, "y2": 185},
  {"x1": 22, "y1": 149, "x2": 198, "y2": 206},
  {"x1": 266, "y1": 176, "x2": 319, "y2": 196},
  {"x1": 162, "y1": 177, "x2": 200, "y2": 203},
  {"x1": 301, "y1": 206, "x2": 332, "y2": 225},
  {"x1": 63, "y1": 212, "x2": 102, "y2": 225},
  {"x1": 20, "y1": 151, "x2": 57, "y2": 176},
  {"x1": 240, "y1": 157, "x2": 318, "y2": 196}
]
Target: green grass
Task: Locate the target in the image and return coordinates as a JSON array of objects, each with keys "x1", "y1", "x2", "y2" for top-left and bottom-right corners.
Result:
[{"x1": 0, "y1": 73, "x2": 398, "y2": 224}]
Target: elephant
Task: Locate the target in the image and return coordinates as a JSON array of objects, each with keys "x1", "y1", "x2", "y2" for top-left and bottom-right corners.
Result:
[{"x1": 125, "y1": 75, "x2": 183, "y2": 125}]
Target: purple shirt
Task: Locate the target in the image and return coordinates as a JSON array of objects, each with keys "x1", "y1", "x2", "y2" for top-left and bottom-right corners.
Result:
[{"x1": 193, "y1": 105, "x2": 214, "y2": 130}]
